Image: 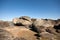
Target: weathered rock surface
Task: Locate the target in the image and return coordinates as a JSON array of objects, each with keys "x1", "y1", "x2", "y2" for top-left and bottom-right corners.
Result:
[
  {"x1": 12, "y1": 16, "x2": 32, "y2": 29},
  {"x1": 0, "y1": 26, "x2": 37, "y2": 40},
  {"x1": 40, "y1": 32, "x2": 57, "y2": 40},
  {"x1": 0, "y1": 16, "x2": 60, "y2": 40},
  {"x1": 0, "y1": 29, "x2": 13, "y2": 40}
]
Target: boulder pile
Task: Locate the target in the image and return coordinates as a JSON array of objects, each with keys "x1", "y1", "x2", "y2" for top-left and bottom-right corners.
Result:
[{"x1": 0, "y1": 16, "x2": 60, "y2": 40}]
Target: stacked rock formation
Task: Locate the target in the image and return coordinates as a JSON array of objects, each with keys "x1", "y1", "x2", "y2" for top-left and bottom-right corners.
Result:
[
  {"x1": 12, "y1": 16, "x2": 32, "y2": 29},
  {"x1": 0, "y1": 16, "x2": 60, "y2": 40}
]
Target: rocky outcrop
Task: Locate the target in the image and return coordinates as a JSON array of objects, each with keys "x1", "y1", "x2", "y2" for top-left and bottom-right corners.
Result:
[
  {"x1": 32, "y1": 19, "x2": 55, "y2": 33},
  {"x1": 12, "y1": 16, "x2": 32, "y2": 29},
  {"x1": 0, "y1": 29, "x2": 13, "y2": 40},
  {"x1": 40, "y1": 32, "x2": 57, "y2": 40},
  {"x1": 0, "y1": 16, "x2": 60, "y2": 40},
  {"x1": 2, "y1": 26, "x2": 37, "y2": 40}
]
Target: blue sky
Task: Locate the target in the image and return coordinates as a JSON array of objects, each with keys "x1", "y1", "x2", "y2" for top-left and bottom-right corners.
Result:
[{"x1": 0, "y1": 0, "x2": 60, "y2": 21}]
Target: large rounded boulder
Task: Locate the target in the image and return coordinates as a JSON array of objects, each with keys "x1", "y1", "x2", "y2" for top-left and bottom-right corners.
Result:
[
  {"x1": 32, "y1": 19, "x2": 55, "y2": 33},
  {"x1": 12, "y1": 16, "x2": 32, "y2": 29}
]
